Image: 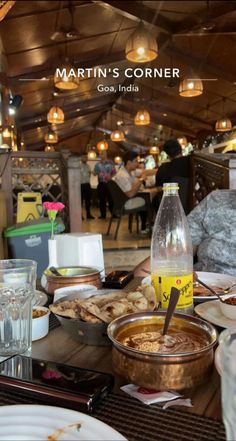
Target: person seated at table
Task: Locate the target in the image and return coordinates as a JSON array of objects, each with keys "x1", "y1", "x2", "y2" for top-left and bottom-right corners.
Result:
[
  {"x1": 112, "y1": 151, "x2": 149, "y2": 234},
  {"x1": 152, "y1": 139, "x2": 191, "y2": 214},
  {"x1": 134, "y1": 189, "x2": 236, "y2": 277}
]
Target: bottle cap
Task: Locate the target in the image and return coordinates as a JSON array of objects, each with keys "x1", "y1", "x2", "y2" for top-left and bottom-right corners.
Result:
[{"x1": 163, "y1": 182, "x2": 179, "y2": 190}]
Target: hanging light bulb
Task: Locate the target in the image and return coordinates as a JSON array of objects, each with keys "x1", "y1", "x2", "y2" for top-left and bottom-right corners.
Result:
[
  {"x1": 47, "y1": 106, "x2": 64, "y2": 124},
  {"x1": 134, "y1": 109, "x2": 150, "y2": 126},
  {"x1": 45, "y1": 145, "x2": 55, "y2": 152},
  {"x1": 215, "y1": 117, "x2": 232, "y2": 132},
  {"x1": 179, "y1": 77, "x2": 203, "y2": 97},
  {"x1": 87, "y1": 149, "x2": 97, "y2": 159},
  {"x1": 97, "y1": 139, "x2": 108, "y2": 151},
  {"x1": 54, "y1": 62, "x2": 79, "y2": 90},
  {"x1": 114, "y1": 156, "x2": 122, "y2": 164},
  {"x1": 110, "y1": 129, "x2": 125, "y2": 142},
  {"x1": 44, "y1": 128, "x2": 58, "y2": 144},
  {"x1": 125, "y1": 21, "x2": 158, "y2": 63}
]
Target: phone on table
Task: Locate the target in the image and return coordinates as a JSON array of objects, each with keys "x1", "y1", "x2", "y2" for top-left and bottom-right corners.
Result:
[{"x1": 0, "y1": 355, "x2": 114, "y2": 412}]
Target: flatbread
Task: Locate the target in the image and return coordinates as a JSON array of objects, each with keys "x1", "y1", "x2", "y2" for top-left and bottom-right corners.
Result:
[{"x1": 50, "y1": 285, "x2": 157, "y2": 324}]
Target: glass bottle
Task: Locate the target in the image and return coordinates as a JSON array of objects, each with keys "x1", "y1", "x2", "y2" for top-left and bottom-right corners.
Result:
[{"x1": 151, "y1": 182, "x2": 193, "y2": 314}]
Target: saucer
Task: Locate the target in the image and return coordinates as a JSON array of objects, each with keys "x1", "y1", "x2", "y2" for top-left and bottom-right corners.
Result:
[{"x1": 195, "y1": 300, "x2": 236, "y2": 329}]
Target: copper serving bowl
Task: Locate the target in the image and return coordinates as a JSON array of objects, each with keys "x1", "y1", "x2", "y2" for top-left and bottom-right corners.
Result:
[
  {"x1": 107, "y1": 311, "x2": 217, "y2": 391},
  {"x1": 44, "y1": 266, "x2": 102, "y2": 294}
]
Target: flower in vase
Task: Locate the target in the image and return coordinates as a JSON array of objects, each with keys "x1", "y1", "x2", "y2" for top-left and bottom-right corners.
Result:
[{"x1": 43, "y1": 201, "x2": 65, "y2": 239}]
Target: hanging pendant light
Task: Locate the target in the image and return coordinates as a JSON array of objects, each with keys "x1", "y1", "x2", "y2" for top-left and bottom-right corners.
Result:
[
  {"x1": 215, "y1": 117, "x2": 232, "y2": 132},
  {"x1": 47, "y1": 106, "x2": 64, "y2": 124},
  {"x1": 97, "y1": 139, "x2": 108, "y2": 151},
  {"x1": 215, "y1": 98, "x2": 232, "y2": 132},
  {"x1": 114, "y1": 156, "x2": 122, "y2": 164},
  {"x1": 134, "y1": 109, "x2": 150, "y2": 126},
  {"x1": 44, "y1": 128, "x2": 58, "y2": 144},
  {"x1": 54, "y1": 62, "x2": 79, "y2": 90},
  {"x1": 179, "y1": 77, "x2": 203, "y2": 97},
  {"x1": 110, "y1": 129, "x2": 125, "y2": 142},
  {"x1": 87, "y1": 149, "x2": 97, "y2": 159},
  {"x1": 45, "y1": 145, "x2": 55, "y2": 152},
  {"x1": 126, "y1": 21, "x2": 158, "y2": 63}
]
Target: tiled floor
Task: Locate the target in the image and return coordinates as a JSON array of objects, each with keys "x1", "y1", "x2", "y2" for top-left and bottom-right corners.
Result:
[{"x1": 81, "y1": 207, "x2": 151, "y2": 250}]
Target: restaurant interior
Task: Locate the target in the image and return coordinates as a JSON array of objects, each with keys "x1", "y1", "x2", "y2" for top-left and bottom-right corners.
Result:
[{"x1": 0, "y1": 1, "x2": 235, "y2": 440}]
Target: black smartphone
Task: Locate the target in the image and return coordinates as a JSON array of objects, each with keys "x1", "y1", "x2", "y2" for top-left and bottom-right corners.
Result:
[
  {"x1": 103, "y1": 270, "x2": 134, "y2": 289},
  {"x1": 0, "y1": 355, "x2": 114, "y2": 412}
]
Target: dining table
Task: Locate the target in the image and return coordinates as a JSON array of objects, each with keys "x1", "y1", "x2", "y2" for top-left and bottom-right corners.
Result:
[{"x1": 0, "y1": 277, "x2": 227, "y2": 441}]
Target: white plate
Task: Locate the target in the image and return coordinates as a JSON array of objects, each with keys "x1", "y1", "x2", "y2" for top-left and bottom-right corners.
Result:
[
  {"x1": 0, "y1": 404, "x2": 127, "y2": 440},
  {"x1": 141, "y1": 272, "x2": 236, "y2": 302},
  {"x1": 33, "y1": 290, "x2": 48, "y2": 307},
  {"x1": 195, "y1": 300, "x2": 236, "y2": 329},
  {"x1": 54, "y1": 284, "x2": 97, "y2": 303}
]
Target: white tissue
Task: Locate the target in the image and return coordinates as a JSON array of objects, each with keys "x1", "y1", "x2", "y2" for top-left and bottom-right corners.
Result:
[{"x1": 121, "y1": 384, "x2": 182, "y2": 405}]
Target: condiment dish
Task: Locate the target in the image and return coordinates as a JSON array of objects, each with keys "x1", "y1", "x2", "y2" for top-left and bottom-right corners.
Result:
[
  {"x1": 32, "y1": 306, "x2": 50, "y2": 341},
  {"x1": 219, "y1": 294, "x2": 236, "y2": 320}
]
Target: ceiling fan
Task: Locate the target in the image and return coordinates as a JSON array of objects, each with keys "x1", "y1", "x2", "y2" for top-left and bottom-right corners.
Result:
[{"x1": 50, "y1": 1, "x2": 84, "y2": 41}]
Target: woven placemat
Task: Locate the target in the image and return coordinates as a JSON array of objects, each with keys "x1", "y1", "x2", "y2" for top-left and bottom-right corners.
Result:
[
  {"x1": 49, "y1": 313, "x2": 61, "y2": 331},
  {"x1": 0, "y1": 389, "x2": 226, "y2": 441}
]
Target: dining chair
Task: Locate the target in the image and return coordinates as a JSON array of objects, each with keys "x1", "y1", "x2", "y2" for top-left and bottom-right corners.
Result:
[{"x1": 106, "y1": 180, "x2": 146, "y2": 240}]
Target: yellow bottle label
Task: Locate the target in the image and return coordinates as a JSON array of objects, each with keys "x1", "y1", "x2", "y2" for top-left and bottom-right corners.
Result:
[{"x1": 151, "y1": 273, "x2": 193, "y2": 309}]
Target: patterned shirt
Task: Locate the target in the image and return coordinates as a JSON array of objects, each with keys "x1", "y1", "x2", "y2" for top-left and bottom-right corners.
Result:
[
  {"x1": 187, "y1": 190, "x2": 236, "y2": 276},
  {"x1": 94, "y1": 160, "x2": 116, "y2": 183}
]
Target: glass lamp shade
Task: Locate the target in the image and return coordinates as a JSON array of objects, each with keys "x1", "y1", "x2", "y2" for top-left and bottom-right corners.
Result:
[
  {"x1": 179, "y1": 77, "x2": 203, "y2": 97},
  {"x1": 134, "y1": 109, "x2": 150, "y2": 125},
  {"x1": 110, "y1": 130, "x2": 125, "y2": 142},
  {"x1": 126, "y1": 22, "x2": 158, "y2": 63},
  {"x1": 97, "y1": 139, "x2": 108, "y2": 151},
  {"x1": 45, "y1": 145, "x2": 55, "y2": 152},
  {"x1": 215, "y1": 117, "x2": 232, "y2": 132},
  {"x1": 149, "y1": 145, "x2": 159, "y2": 154},
  {"x1": 87, "y1": 149, "x2": 97, "y2": 159},
  {"x1": 47, "y1": 106, "x2": 64, "y2": 124},
  {"x1": 114, "y1": 156, "x2": 122, "y2": 164},
  {"x1": 54, "y1": 64, "x2": 79, "y2": 90},
  {"x1": 44, "y1": 129, "x2": 58, "y2": 144}
]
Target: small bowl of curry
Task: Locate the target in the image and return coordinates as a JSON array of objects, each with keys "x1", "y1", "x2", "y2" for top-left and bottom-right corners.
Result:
[
  {"x1": 32, "y1": 306, "x2": 50, "y2": 341},
  {"x1": 219, "y1": 294, "x2": 236, "y2": 320}
]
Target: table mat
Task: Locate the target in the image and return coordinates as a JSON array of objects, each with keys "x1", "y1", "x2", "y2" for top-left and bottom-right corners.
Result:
[
  {"x1": 0, "y1": 389, "x2": 226, "y2": 441},
  {"x1": 49, "y1": 312, "x2": 61, "y2": 331}
]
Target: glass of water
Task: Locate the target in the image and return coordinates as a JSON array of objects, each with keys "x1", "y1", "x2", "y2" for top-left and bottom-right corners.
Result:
[
  {"x1": 219, "y1": 329, "x2": 236, "y2": 441},
  {"x1": 0, "y1": 259, "x2": 37, "y2": 357}
]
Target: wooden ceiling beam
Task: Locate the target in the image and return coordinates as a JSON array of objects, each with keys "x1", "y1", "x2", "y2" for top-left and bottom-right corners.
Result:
[
  {"x1": 19, "y1": 93, "x2": 116, "y2": 127},
  {"x1": 166, "y1": 45, "x2": 236, "y2": 85},
  {"x1": 173, "y1": 1, "x2": 236, "y2": 35},
  {"x1": 8, "y1": 50, "x2": 126, "y2": 85},
  {"x1": 27, "y1": 124, "x2": 95, "y2": 150},
  {"x1": 97, "y1": 1, "x2": 172, "y2": 34},
  {"x1": 115, "y1": 102, "x2": 197, "y2": 137},
  {"x1": 21, "y1": 104, "x2": 111, "y2": 132}
]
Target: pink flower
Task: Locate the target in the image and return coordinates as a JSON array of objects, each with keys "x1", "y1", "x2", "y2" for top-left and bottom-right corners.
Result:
[{"x1": 43, "y1": 202, "x2": 65, "y2": 211}]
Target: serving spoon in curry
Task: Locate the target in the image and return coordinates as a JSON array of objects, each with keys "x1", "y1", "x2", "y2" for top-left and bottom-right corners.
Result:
[{"x1": 162, "y1": 287, "x2": 180, "y2": 335}]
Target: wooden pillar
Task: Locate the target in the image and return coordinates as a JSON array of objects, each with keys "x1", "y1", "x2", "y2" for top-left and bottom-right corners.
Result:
[{"x1": 67, "y1": 155, "x2": 82, "y2": 232}]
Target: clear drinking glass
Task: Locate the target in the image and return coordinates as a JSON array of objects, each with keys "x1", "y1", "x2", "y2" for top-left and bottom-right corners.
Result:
[
  {"x1": 0, "y1": 259, "x2": 37, "y2": 357},
  {"x1": 219, "y1": 329, "x2": 236, "y2": 441}
]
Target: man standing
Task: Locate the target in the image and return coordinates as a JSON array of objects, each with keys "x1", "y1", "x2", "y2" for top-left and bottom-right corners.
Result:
[
  {"x1": 94, "y1": 151, "x2": 116, "y2": 219},
  {"x1": 80, "y1": 155, "x2": 95, "y2": 220}
]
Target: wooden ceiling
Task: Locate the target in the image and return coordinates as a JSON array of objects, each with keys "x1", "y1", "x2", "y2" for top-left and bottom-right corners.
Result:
[{"x1": 1, "y1": 0, "x2": 236, "y2": 155}]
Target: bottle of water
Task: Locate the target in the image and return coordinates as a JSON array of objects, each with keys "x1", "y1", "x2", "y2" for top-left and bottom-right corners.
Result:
[{"x1": 151, "y1": 182, "x2": 193, "y2": 314}]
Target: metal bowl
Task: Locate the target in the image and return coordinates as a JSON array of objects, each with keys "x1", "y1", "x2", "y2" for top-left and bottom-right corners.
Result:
[
  {"x1": 107, "y1": 311, "x2": 218, "y2": 390},
  {"x1": 51, "y1": 291, "x2": 111, "y2": 346},
  {"x1": 44, "y1": 266, "x2": 102, "y2": 294}
]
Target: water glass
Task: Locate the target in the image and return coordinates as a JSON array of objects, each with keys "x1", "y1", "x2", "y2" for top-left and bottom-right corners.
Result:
[
  {"x1": 0, "y1": 259, "x2": 37, "y2": 357},
  {"x1": 219, "y1": 329, "x2": 236, "y2": 441}
]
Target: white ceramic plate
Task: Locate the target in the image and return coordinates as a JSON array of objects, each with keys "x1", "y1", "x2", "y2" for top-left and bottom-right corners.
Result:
[
  {"x1": 195, "y1": 300, "x2": 236, "y2": 329},
  {"x1": 54, "y1": 284, "x2": 97, "y2": 303},
  {"x1": 0, "y1": 404, "x2": 127, "y2": 440},
  {"x1": 33, "y1": 290, "x2": 48, "y2": 307},
  {"x1": 142, "y1": 272, "x2": 236, "y2": 302}
]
